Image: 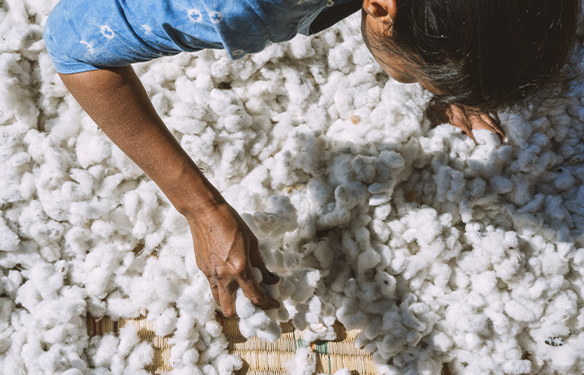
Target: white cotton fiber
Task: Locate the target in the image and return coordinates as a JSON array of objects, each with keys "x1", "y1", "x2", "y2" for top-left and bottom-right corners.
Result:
[
  {"x1": 357, "y1": 249, "x2": 381, "y2": 274},
  {"x1": 4, "y1": 5, "x2": 584, "y2": 375},
  {"x1": 285, "y1": 347, "x2": 316, "y2": 375},
  {"x1": 76, "y1": 133, "x2": 112, "y2": 169},
  {"x1": 235, "y1": 289, "x2": 282, "y2": 342},
  {"x1": 90, "y1": 333, "x2": 119, "y2": 367},
  {"x1": 155, "y1": 307, "x2": 178, "y2": 337},
  {"x1": 127, "y1": 341, "x2": 154, "y2": 371},
  {"x1": 117, "y1": 324, "x2": 141, "y2": 358},
  {"x1": 205, "y1": 320, "x2": 223, "y2": 338},
  {"x1": 0, "y1": 217, "x2": 19, "y2": 251}
]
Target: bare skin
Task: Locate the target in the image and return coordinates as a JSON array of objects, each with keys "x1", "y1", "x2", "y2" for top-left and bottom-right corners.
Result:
[
  {"x1": 362, "y1": 0, "x2": 507, "y2": 142},
  {"x1": 59, "y1": 66, "x2": 279, "y2": 317},
  {"x1": 57, "y1": 1, "x2": 505, "y2": 317},
  {"x1": 425, "y1": 101, "x2": 506, "y2": 144}
]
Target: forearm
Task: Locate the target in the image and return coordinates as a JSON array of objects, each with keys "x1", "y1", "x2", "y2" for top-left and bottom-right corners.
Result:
[{"x1": 59, "y1": 66, "x2": 222, "y2": 215}]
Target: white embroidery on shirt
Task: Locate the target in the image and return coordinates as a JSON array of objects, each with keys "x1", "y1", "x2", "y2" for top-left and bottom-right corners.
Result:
[
  {"x1": 327, "y1": 0, "x2": 334, "y2": 6},
  {"x1": 231, "y1": 49, "x2": 244, "y2": 56},
  {"x1": 100, "y1": 25, "x2": 115, "y2": 39},
  {"x1": 209, "y1": 11, "x2": 222, "y2": 24},
  {"x1": 141, "y1": 25, "x2": 152, "y2": 34},
  {"x1": 80, "y1": 40, "x2": 94, "y2": 54},
  {"x1": 188, "y1": 9, "x2": 203, "y2": 22}
]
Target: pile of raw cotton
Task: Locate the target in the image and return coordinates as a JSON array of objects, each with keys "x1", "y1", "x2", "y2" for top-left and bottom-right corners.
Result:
[{"x1": 1, "y1": 0, "x2": 584, "y2": 374}]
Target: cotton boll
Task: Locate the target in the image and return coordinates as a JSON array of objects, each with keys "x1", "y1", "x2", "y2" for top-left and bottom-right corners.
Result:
[
  {"x1": 337, "y1": 298, "x2": 368, "y2": 330},
  {"x1": 402, "y1": 208, "x2": 442, "y2": 245},
  {"x1": 91, "y1": 334, "x2": 119, "y2": 367},
  {"x1": 70, "y1": 197, "x2": 113, "y2": 222},
  {"x1": 288, "y1": 270, "x2": 320, "y2": 304},
  {"x1": 91, "y1": 220, "x2": 115, "y2": 238},
  {"x1": 369, "y1": 219, "x2": 390, "y2": 243},
  {"x1": 428, "y1": 331, "x2": 453, "y2": 353},
  {"x1": 540, "y1": 252, "x2": 569, "y2": 276},
  {"x1": 358, "y1": 250, "x2": 381, "y2": 275},
  {"x1": 550, "y1": 344, "x2": 579, "y2": 373},
  {"x1": 490, "y1": 176, "x2": 514, "y2": 195},
  {"x1": 168, "y1": 340, "x2": 191, "y2": 368},
  {"x1": 202, "y1": 364, "x2": 219, "y2": 375},
  {"x1": 235, "y1": 290, "x2": 256, "y2": 319},
  {"x1": 504, "y1": 300, "x2": 544, "y2": 323},
  {"x1": 255, "y1": 320, "x2": 282, "y2": 343},
  {"x1": 154, "y1": 307, "x2": 178, "y2": 337},
  {"x1": 471, "y1": 272, "x2": 497, "y2": 296},
  {"x1": 288, "y1": 35, "x2": 316, "y2": 59},
  {"x1": 76, "y1": 133, "x2": 112, "y2": 169},
  {"x1": 117, "y1": 324, "x2": 141, "y2": 358},
  {"x1": 243, "y1": 311, "x2": 271, "y2": 332},
  {"x1": 277, "y1": 278, "x2": 296, "y2": 300},
  {"x1": 235, "y1": 289, "x2": 282, "y2": 342},
  {"x1": 333, "y1": 368, "x2": 351, "y2": 375},
  {"x1": 0, "y1": 270, "x2": 22, "y2": 300},
  {"x1": 0, "y1": 217, "x2": 19, "y2": 251},
  {"x1": 285, "y1": 347, "x2": 316, "y2": 375},
  {"x1": 554, "y1": 169, "x2": 576, "y2": 191},
  {"x1": 399, "y1": 296, "x2": 426, "y2": 332},
  {"x1": 215, "y1": 353, "x2": 243, "y2": 375},
  {"x1": 376, "y1": 272, "x2": 397, "y2": 297},
  {"x1": 127, "y1": 341, "x2": 154, "y2": 371},
  {"x1": 205, "y1": 320, "x2": 223, "y2": 338}
]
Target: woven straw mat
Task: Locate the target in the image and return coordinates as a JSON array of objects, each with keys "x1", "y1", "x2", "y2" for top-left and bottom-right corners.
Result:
[{"x1": 87, "y1": 313, "x2": 378, "y2": 375}]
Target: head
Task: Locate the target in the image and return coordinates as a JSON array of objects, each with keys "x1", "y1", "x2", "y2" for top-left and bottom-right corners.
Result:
[{"x1": 361, "y1": 0, "x2": 582, "y2": 111}]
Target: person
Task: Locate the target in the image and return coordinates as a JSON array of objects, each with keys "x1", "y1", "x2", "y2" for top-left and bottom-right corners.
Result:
[{"x1": 43, "y1": 0, "x2": 581, "y2": 317}]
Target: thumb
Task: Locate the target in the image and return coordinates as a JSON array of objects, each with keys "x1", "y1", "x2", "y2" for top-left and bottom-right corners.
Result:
[{"x1": 249, "y1": 246, "x2": 279, "y2": 284}]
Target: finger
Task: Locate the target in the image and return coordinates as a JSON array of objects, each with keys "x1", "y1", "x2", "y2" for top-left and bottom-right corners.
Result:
[
  {"x1": 238, "y1": 271, "x2": 280, "y2": 310},
  {"x1": 480, "y1": 113, "x2": 506, "y2": 142},
  {"x1": 451, "y1": 108, "x2": 478, "y2": 145},
  {"x1": 218, "y1": 281, "x2": 238, "y2": 318},
  {"x1": 249, "y1": 244, "x2": 279, "y2": 285},
  {"x1": 467, "y1": 132, "x2": 479, "y2": 145},
  {"x1": 489, "y1": 111, "x2": 500, "y2": 124},
  {"x1": 209, "y1": 280, "x2": 221, "y2": 307}
]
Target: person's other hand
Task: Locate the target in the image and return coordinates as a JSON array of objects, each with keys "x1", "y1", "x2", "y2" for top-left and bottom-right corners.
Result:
[
  {"x1": 426, "y1": 102, "x2": 506, "y2": 144},
  {"x1": 186, "y1": 202, "x2": 280, "y2": 317}
]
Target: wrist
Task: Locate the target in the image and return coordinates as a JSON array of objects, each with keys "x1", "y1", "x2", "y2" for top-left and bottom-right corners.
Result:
[{"x1": 161, "y1": 162, "x2": 225, "y2": 218}]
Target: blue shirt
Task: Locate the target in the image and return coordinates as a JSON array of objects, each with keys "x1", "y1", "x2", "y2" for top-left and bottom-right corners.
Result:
[{"x1": 43, "y1": 0, "x2": 360, "y2": 74}]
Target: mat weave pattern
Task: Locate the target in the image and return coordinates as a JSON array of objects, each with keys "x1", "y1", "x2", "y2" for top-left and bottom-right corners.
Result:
[
  {"x1": 220, "y1": 316, "x2": 377, "y2": 375},
  {"x1": 87, "y1": 314, "x2": 377, "y2": 375}
]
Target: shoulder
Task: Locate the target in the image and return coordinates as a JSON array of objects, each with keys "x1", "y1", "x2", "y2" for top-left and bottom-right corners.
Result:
[{"x1": 207, "y1": 0, "x2": 329, "y2": 44}]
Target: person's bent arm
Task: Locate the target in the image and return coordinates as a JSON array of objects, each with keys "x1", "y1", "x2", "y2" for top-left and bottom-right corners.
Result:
[{"x1": 59, "y1": 66, "x2": 279, "y2": 316}]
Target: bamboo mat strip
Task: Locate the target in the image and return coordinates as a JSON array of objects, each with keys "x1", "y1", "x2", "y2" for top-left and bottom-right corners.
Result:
[
  {"x1": 87, "y1": 314, "x2": 377, "y2": 375},
  {"x1": 224, "y1": 318, "x2": 377, "y2": 375}
]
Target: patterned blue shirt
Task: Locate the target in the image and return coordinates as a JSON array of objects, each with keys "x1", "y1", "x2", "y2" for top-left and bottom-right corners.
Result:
[{"x1": 43, "y1": 0, "x2": 359, "y2": 74}]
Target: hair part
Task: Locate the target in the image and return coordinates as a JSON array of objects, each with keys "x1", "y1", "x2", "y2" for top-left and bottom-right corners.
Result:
[{"x1": 376, "y1": 0, "x2": 583, "y2": 112}]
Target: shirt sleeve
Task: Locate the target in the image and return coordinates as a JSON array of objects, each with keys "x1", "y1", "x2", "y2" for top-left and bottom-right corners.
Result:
[{"x1": 43, "y1": 0, "x2": 361, "y2": 74}]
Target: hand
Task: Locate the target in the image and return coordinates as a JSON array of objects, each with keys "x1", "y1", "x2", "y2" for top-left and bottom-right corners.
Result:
[
  {"x1": 186, "y1": 201, "x2": 280, "y2": 317},
  {"x1": 426, "y1": 101, "x2": 506, "y2": 144},
  {"x1": 57, "y1": 68, "x2": 280, "y2": 316}
]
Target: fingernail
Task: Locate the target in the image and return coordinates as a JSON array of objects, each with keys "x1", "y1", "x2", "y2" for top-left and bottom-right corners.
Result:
[{"x1": 268, "y1": 271, "x2": 280, "y2": 282}]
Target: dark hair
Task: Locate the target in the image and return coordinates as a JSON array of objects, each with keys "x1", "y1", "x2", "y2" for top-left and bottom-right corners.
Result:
[{"x1": 376, "y1": 0, "x2": 582, "y2": 111}]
